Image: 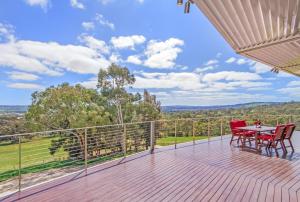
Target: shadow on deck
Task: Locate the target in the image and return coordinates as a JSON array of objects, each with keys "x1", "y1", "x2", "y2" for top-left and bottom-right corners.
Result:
[{"x1": 2, "y1": 132, "x2": 300, "y2": 202}]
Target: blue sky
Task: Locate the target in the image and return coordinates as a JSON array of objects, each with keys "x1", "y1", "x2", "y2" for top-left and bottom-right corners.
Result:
[{"x1": 0, "y1": 0, "x2": 299, "y2": 106}]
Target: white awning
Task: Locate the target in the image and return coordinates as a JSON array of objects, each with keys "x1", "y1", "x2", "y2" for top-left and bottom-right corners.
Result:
[{"x1": 194, "y1": 0, "x2": 300, "y2": 76}]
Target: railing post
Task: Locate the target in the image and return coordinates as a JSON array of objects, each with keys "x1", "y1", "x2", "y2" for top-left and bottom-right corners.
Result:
[
  {"x1": 123, "y1": 124, "x2": 127, "y2": 156},
  {"x1": 220, "y1": 118, "x2": 223, "y2": 140},
  {"x1": 84, "y1": 128, "x2": 88, "y2": 175},
  {"x1": 192, "y1": 120, "x2": 195, "y2": 145},
  {"x1": 208, "y1": 118, "x2": 210, "y2": 142},
  {"x1": 174, "y1": 120, "x2": 177, "y2": 149},
  {"x1": 18, "y1": 136, "x2": 21, "y2": 192},
  {"x1": 150, "y1": 121, "x2": 155, "y2": 154}
]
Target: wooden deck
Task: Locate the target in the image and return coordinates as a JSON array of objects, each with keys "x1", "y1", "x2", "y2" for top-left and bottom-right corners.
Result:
[{"x1": 2, "y1": 133, "x2": 300, "y2": 202}]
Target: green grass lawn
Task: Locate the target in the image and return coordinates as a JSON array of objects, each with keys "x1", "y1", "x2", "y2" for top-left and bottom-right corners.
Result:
[
  {"x1": 0, "y1": 136, "x2": 125, "y2": 182},
  {"x1": 0, "y1": 135, "x2": 209, "y2": 182},
  {"x1": 0, "y1": 137, "x2": 67, "y2": 173},
  {"x1": 156, "y1": 136, "x2": 208, "y2": 146},
  {"x1": 0, "y1": 136, "x2": 148, "y2": 182},
  {"x1": 0, "y1": 136, "x2": 207, "y2": 172}
]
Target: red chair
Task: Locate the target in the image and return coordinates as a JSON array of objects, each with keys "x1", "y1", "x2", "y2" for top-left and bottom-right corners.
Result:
[
  {"x1": 284, "y1": 123, "x2": 296, "y2": 152},
  {"x1": 230, "y1": 120, "x2": 255, "y2": 145},
  {"x1": 257, "y1": 125, "x2": 286, "y2": 153}
]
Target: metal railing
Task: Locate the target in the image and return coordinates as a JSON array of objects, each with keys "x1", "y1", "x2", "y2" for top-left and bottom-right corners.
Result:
[{"x1": 0, "y1": 114, "x2": 299, "y2": 195}]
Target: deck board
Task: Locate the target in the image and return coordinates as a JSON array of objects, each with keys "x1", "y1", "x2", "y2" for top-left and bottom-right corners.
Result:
[{"x1": 2, "y1": 132, "x2": 300, "y2": 202}]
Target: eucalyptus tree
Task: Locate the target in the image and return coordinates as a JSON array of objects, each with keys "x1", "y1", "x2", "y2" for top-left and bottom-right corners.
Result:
[
  {"x1": 25, "y1": 83, "x2": 112, "y2": 158},
  {"x1": 97, "y1": 63, "x2": 135, "y2": 124}
]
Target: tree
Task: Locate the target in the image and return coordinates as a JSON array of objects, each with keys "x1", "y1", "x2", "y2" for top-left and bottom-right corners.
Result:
[
  {"x1": 25, "y1": 83, "x2": 112, "y2": 158},
  {"x1": 0, "y1": 116, "x2": 27, "y2": 143},
  {"x1": 133, "y1": 90, "x2": 161, "y2": 122},
  {"x1": 97, "y1": 63, "x2": 135, "y2": 124},
  {"x1": 24, "y1": 65, "x2": 162, "y2": 159},
  {"x1": 97, "y1": 65, "x2": 162, "y2": 152}
]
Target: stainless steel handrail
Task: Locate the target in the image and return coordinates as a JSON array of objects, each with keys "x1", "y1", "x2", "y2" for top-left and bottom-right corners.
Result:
[{"x1": 0, "y1": 114, "x2": 298, "y2": 195}]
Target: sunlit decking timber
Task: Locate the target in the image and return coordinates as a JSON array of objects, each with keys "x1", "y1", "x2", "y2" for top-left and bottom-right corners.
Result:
[{"x1": 2, "y1": 132, "x2": 300, "y2": 202}]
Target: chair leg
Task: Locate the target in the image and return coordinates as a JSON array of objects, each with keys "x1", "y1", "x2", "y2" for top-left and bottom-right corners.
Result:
[
  {"x1": 230, "y1": 136, "x2": 234, "y2": 145},
  {"x1": 242, "y1": 136, "x2": 246, "y2": 147},
  {"x1": 265, "y1": 140, "x2": 272, "y2": 156},
  {"x1": 240, "y1": 136, "x2": 245, "y2": 147},
  {"x1": 264, "y1": 141, "x2": 269, "y2": 153},
  {"x1": 268, "y1": 141, "x2": 274, "y2": 151},
  {"x1": 280, "y1": 140, "x2": 287, "y2": 153},
  {"x1": 267, "y1": 142, "x2": 271, "y2": 152},
  {"x1": 272, "y1": 142, "x2": 279, "y2": 157},
  {"x1": 267, "y1": 141, "x2": 272, "y2": 149},
  {"x1": 288, "y1": 139, "x2": 295, "y2": 152}
]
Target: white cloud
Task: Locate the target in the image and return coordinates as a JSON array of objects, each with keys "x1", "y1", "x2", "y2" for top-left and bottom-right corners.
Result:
[
  {"x1": 7, "y1": 71, "x2": 39, "y2": 81},
  {"x1": 155, "y1": 91, "x2": 275, "y2": 106},
  {"x1": 70, "y1": 0, "x2": 85, "y2": 9},
  {"x1": 24, "y1": 0, "x2": 50, "y2": 11},
  {"x1": 0, "y1": 43, "x2": 61, "y2": 76},
  {"x1": 78, "y1": 35, "x2": 110, "y2": 54},
  {"x1": 277, "y1": 71, "x2": 295, "y2": 78},
  {"x1": 78, "y1": 77, "x2": 97, "y2": 89},
  {"x1": 180, "y1": 65, "x2": 189, "y2": 71},
  {"x1": 133, "y1": 70, "x2": 267, "y2": 94},
  {"x1": 134, "y1": 72, "x2": 204, "y2": 90},
  {"x1": 95, "y1": 13, "x2": 115, "y2": 30},
  {"x1": 194, "y1": 58, "x2": 219, "y2": 73},
  {"x1": 94, "y1": 67, "x2": 274, "y2": 105},
  {"x1": 143, "y1": 38, "x2": 184, "y2": 69},
  {"x1": 236, "y1": 58, "x2": 247, "y2": 65},
  {"x1": 216, "y1": 53, "x2": 222, "y2": 58},
  {"x1": 111, "y1": 35, "x2": 146, "y2": 50},
  {"x1": 250, "y1": 62, "x2": 271, "y2": 74},
  {"x1": 127, "y1": 55, "x2": 142, "y2": 65},
  {"x1": 81, "y1": 22, "x2": 95, "y2": 31},
  {"x1": 250, "y1": 62, "x2": 295, "y2": 78},
  {"x1": 0, "y1": 39, "x2": 111, "y2": 76},
  {"x1": 204, "y1": 59, "x2": 218, "y2": 66},
  {"x1": 246, "y1": 87, "x2": 271, "y2": 91},
  {"x1": 287, "y1": 81, "x2": 300, "y2": 87},
  {"x1": 98, "y1": 0, "x2": 113, "y2": 4},
  {"x1": 7, "y1": 82, "x2": 44, "y2": 90},
  {"x1": 277, "y1": 86, "x2": 300, "y2": 98},
  {"x1": 82, "y1": 14, "x2": 114, "y2": 31},
  {"x1": 225, "y1": 57, "x2": 236, "y2": 63},
  {"x1": 202, "y1": 71, "x2": 262, "y2": 83},
  {"x1": 0, "y1": 23, "x2": 15, "y2": 42},
  {"x1": 194, "y1": 66, "x2": 214, "y2": 73},
  {"x1": 226, "y1": 57, "x2": 255, "y2": 66},
  {"x1": 215, "y1": 81, "x2": 271, "y2": 89},
  {"x1": 109, "y1": 53, "x2": 121, "y2": 63}
]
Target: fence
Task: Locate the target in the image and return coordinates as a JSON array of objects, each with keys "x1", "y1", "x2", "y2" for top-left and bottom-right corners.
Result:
[{"x1": 0, "y1": 114, "x2": 299, "y2": 195}]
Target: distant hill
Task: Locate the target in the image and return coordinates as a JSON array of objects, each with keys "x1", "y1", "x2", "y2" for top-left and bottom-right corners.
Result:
[
  {"x1": 0, "y1": 105, "x2": 28, "y2": 114},
  {"x1": 0, "y1": 102, "x2": 294, "y2": 113},
  {"x1": 161, "y1": 102, "x2": 284, "y2": 112}
]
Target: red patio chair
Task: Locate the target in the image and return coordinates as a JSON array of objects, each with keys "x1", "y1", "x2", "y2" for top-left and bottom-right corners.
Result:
[
  {"x1": 257, "y1": 125, "x2": 286, "y2": 153},
  {"x1": 230, "y1": 120, "x2": 255, "y2": 145},
  {"x1": 284, "y1": 123, "x2": 296, "y2": 152}
]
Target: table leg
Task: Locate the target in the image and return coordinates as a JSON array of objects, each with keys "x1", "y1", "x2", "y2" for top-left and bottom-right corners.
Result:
[{"x1": 255, "y1": 132, "x2": 258, "y2": 151}]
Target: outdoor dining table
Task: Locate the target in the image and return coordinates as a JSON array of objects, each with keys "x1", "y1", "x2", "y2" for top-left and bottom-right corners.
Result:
[{"x1": 237, "y1": 125, "x2": 276, "y2": 151}]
